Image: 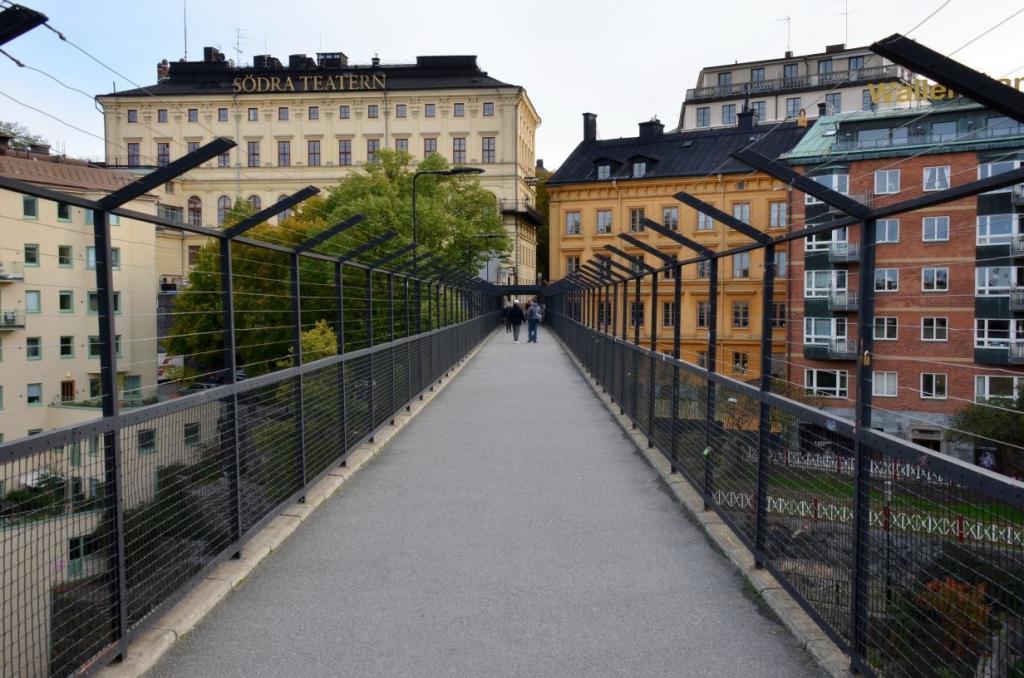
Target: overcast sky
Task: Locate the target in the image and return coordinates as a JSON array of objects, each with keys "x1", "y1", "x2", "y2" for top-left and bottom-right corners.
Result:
[{"x1": 0, "y1": 0, "x2": 1017, "y2": 168}]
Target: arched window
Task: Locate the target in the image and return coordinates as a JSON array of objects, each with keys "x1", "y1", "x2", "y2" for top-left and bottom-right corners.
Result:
[
  {"x1": 187, "y1": 196, "x2": 202, "y2": 227},
  {"x1": 278, "y1": 195, "x2": 291, "y2": 223},
  {"x1": 217, "y1": 195, "x2": 231, "y2": 226},
  {"x1": 247, "y1": 195, "x2": 262, "y2": 211}
]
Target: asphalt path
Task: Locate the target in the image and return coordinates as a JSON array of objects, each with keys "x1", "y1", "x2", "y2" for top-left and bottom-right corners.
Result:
[{"x1": 147, "y1": 325, "x2": 822, "y2": 678}]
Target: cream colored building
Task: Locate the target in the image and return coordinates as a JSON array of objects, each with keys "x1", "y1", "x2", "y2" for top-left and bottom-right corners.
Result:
[
  {"x1": 678, "y1": 43, "x2": 915, "y2": 131},
  {"x1": 97, "y1": 48, "x2": 542, "y2": 284}
]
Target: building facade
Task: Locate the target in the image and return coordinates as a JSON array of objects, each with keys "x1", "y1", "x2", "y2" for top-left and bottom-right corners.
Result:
[
  {"x1": 679, "y1": 43, "x2": 914, "y2": 131},
  {"x1": 548, "y1": 112, "x2": 807, "y2": 375},
  {"x1": 783, "y1": 102, "x2": 1024, "y2": 463},
  {"x1": 96, "y1": 48, "x2": 542, "y2": 284}
]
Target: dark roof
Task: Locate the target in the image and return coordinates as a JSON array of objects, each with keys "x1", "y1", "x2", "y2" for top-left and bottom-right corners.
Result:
[
  {"x1": 100, "y1": 55, "x2": 518, "y2": 98},
  {"x1": 547, "y1": 122, "x2": 810, "y2": 186}
]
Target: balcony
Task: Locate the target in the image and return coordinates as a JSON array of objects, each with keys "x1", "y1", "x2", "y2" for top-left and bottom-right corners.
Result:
[
  {"x1": 499, "y1": 199, "x2": 544, "y2": 227},
  {"x1": 832, "y1": 124, "x2": 1024, "y2": 151},
  {"x1": 828, "y1": 290, "x2": 858, "y2": 313},
  {"x1": 1009, "y1": 234, "x2": 1024, "y2": 257},
  {"x1": 1011, "y1": 289, "x2": 1024, "y2": 312},
  {"x1": 0, "y1": 310, "x2": 25, "y2": 329},
  {"x1": 0, "y1": 261, "x2": 24, "y2": 282},
  {"x1": 685, "y1": 65, "x2": 910, "y2": 102},
  {"x1": 803, "y1": 338, "x2": 857, "y2": 361},
  {"x1": 1010, "y1": 342, "x2": 1024, "y2": 364},
  {"x1": 828, "y1": 242, "x2": 860, "y2": 263}
]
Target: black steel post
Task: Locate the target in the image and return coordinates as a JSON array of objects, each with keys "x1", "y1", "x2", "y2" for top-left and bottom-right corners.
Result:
[
  {"x1": 705, "y1": 257, "x2": 719, "y2": 508},
  {"x1": 366, "y1": 268, "x2": 375, "y2": 441},
  {"x1": 388, "y1": 272, "x2": 396, "y2": 425},
  {"x1": 632, "y1": 273, "x2": 641, "y2": 425},
  {"x1": 755, "y1": 243, "x2": 776, "y2": 565},
  {"x1": 290, "y1": 252, "x2": 307, "y2": 497},
  {"x1": 670, "y1": 261, "x2": 682, "y2": 473},
  {"x1": 218, "y1": 238, "x2": 243, "y2": 553},
  {"x1": 405, "y1": 276, "x2": 412, "y2": 411},
  {"x1": 93, "y1": 209, "x2": 129, "y2": 661},
  {"x1": 647, "y1": 270, "x2": 659, "y2": 445},
  {"x1": 335, "y1": 262, "x2": 349, "y2": 464}
]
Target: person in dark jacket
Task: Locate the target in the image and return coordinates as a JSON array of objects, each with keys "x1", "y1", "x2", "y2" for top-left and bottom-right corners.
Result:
[
  {"x1": 507, "y1": 299, "x2": 526, "y2": 343},
  {"x1": 526, "y1": 299, "x2": 543, "y2": 343},
  {"x1": 502, "y1": 302, "x2": 513, "y2": 333}
]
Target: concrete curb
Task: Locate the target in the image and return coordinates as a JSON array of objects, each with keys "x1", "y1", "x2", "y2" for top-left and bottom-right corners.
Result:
[
  {"x1": 556, "y1": 338, "x2": 851, "y2": 678},
  {"x1": 98, "y1": 332, "x2": 496, "y2": 678}
]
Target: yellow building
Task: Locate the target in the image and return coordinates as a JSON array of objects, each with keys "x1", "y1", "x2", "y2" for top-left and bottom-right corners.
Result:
[
  {"x1": 547, "y1": 112, "x2": 809, "y2": 378},
  {"x1": 96, "y1": 48, "x2": 542, "y2": 284}
]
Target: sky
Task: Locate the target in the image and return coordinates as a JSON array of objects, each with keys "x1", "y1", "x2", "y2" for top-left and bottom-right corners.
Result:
[{"x1": 0, "y1": 0, "x2": 1019, "y2": 169}]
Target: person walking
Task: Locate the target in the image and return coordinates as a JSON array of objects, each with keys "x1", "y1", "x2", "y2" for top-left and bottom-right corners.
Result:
[
  {"x1": 526, "y1": 299, "x2": 543, "y2": 343},
  {"x1": 507, "y1": 299, "x2": 525, "y2": 343},
  {"x1": 502, "y1": 302, "x2": 513, "y2": 333}
]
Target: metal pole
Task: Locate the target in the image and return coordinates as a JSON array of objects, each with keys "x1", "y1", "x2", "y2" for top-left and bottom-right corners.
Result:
[
  {"x1": 670, "y1": 261, "x2": 682, "y2": 474},
  {"x1": 219, "y1": 238, "x2": 243, "y2": 552},
  {"x1": 755, "y1": 243, "x2": 776, "y2": 564},
  {"x1": 405, "y1": 276, "x2": 412, "y2": 411},
  {"x1": 290, "y1": 252, "x2": 307, "y2": 497},
  {"x1": 336, "y1": 262, "x2": 349, "y2": 464},
  {"x1": 366, "y1": 268, "x2": 375, "y2": 441},
  {"x1": 705, "y1": 257, "x2": 719, "y2": 508},
  {"x1": 388, "y1": 272, "x2": 396, "y2": 425}
]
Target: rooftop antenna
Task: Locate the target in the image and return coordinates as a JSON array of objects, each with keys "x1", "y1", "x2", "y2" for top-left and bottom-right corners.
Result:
[
  {"x1": 233, "y1": 28, "x2": 248, "y2": 66},
  {"x1": 182, "y1": 0, "x2": 188, "y2": 60},
  {"x1": 834, "y1": 0, "x2": 857, "y2": 45},
  {"x1": 777, "y1": 16, "x2": 792, "y2": 53}
]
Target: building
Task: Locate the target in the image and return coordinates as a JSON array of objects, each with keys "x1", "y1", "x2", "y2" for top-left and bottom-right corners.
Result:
[
  {"x1": 782, "y1": 101, "x2": 1024, "y2": 463},
  {"x1": 678, "y1": 43, "x2": 915, "y2": 132},
  {"x1": 0, "y1": 142, "x2": 160, "y2": 444},
  {"x1": 547, "y1": 112, "x2": 808, "y2": 375},
  {"x1": 96, "y1": 47, "x2": 542, "y2": 284}
]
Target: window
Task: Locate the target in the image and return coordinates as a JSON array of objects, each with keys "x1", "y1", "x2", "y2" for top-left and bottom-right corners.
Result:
[
  {"x1": 697, "y1": 212, "x2": 715, "y2": 231},
  {"x1": 138, "y1": 429, "x2": 156, "y2": 454},
  {"x1": 663, "y1": 207, "x2": 679, "y2": 230},
  {"x1": 697, "y1": 260, "x2": 710, "y2": 279},
  {"x1": 335, "y1": 105, "x2": 349, "y2": 120},
  {"x1": 26, "y1": 337, "x2": 41, "y2": 360},
  {"x1": 818, "y1": 59, "x2": 833, "y2": 75},
  {"x1": 805, "y1": 369, "x2": 848, "y2": 398},
  {"x1": 752, "y1": 101, "x2": 766, "y2": 120},
  {"x1": 217, "y1": 195, "x2": 231, "y2": 225},
  {"x1": 697, "y1": 301, "x2": 710, "y2": 328},
  {"x1": 769, "y1": 202, "x2": 787, "y2": 228},
  {"x1": 877, "y1": 219, "x2": 899, "y2": 243},
  {"x1": 156, "y1": 108, "x2": 167, "y2": 123},
  {"x1": 862, "y1": 89, "x2": 874, "y2": 111},
  {"x1": 805, "y1": 269, "x2": 847, "y2": 297},
  {"x1": 662, "y1": 302, "x2": 677, "y2": 327},
  {"x1": 722, "y1": 104, "x2": 737, "y2": 125},
  {"x1": 454, "y1": 103, "x2": 465, "y2": 117},
  {"x1": 774, "y1": 251, "x2": 787, "y2": 278},
  {"x1": 218, "y1": 149, "x2": 230, "y2": 167},
  {"x1": 805, "y1": 174, "x2": 849, "y2": 204},
  {"x1": 367, "y1": 104, "x2": 379, "y2": 119},
  {"x1": 874, "y1": 269, "x2": 898, "y2": 292},
  {"x1": 366, "y1": 139, "x2": 380, "y2": 163},
  {"x1": 58, "y1": 245, "x2": 73, "y2": 267},
  {"x1": 783, "y1": 63, "x2": 798, "y2": 79},
  {"x1": 630, "y1": 302, "x2": 644, "y2": 327},
  {"x1": 718, "y1": 72, "x2": 732, "y2": 86},
  {"x1": 452, "y1": 138, "x2": 466, "y2": 164},
  {"x1": 875, "y1": 169, "x2": 900, "y2": 194},
  {"x1": 771, "y1": 302, "x2": 786, "y2": 328},
  {"x1": 339, "y1": 139, "x2": 352, "y2": 166},
  {"x1": 979, "y1": 159, "x2": 1023, "y2": 187},
  {"x1": 697, "y1": 352, "x2": 708, "y2": 368},
  {"x1": 247, "y1": 141, "x2": 260, "y2": 167},
  {"x1": 923, "y1": 216, "x2": 949, "y2": 242},
  {"x1": 59, "y1": 290, "x2": 73, "y2": 313},
  {"x1": 732, "y1": 352, "x2": 749, "y2": 375},
  {"x1": 696, "y1": 107, "x2": 710, "y2": 128},
  {"x1": 24, "y1": 244, "x2": 39, "y2": 266},
  {"x1": 424, "y1": 103, "x2": 436, "y2": 118},
  {"x1": 732, "y1": 202, "x2": 750, "y2": 224},
  {"x1": 805, "y1": 226, "x2": 848, "y2": 251},
  {"x1": 629, "y1": 208, "x2": 645, "y2": 232},
  {"x1": 977, "y1": 214, "x2": 1017, "y2": 245},
  {"x1": 975, "y1": 318, "x2": 1011, "y2": 348},
  {"x1": 247, "y1": 195, "x2": 261, "y2": 211},
  {"x1": 277, "y1": 140, "x2": 291, "y2": 167},
  {"x1": 786, "y1": 97, "x2": 801, "y2": 118},
  {"x1": 218, "y1": 108, "x2": 228, "y2": 122},
  {"x1": 127, "y1": 143, "x2": 140, "y2": 167},
  {"x1": 88, "y1": 336, "x2": 102, "y2": 358},
  {"x1": 751, "y1": 67, "x2": 765, "y2": 82},
  {"x1": 825, "y1": 92, "x2": 842, "y2": 114},
  {"x1": 187, "y1": 196, "x2": 202, "y2": 227},
  {"x1": 921, "y1": 373, "x2": 947, "y2": 399},
  {"x1": 307, "y1": 140, "x2": 321, "y2": 166},
  {"x1": 60, "y1": 335, "x2": 74, "y2": 358},
  {"x1": 85, "y1": 247, "x2": 120, "y2": 270},
  {"x1": 278, "y1": 107, "x2": 289, "y2": 121},
  {"x1": 930, "y1": 120, "x2": 956, "y2": 140},
  {"x1": 395, "y1": 138, "x2": 408, "y2": 153},
  {"x1": 423, "y1": 138, "x2": 437, "y2": 156},
  {"x1": 22, "y1": 196, "x2": 37, "y2": 218},
  {"x1": 873, "y1": 317, "x2": 897, "y2": 340},
  {"x1": 25, "y1": 290, "x2": 40, "y2": 313},
  {"x1": 566, "y1": 211, "x2": 581, "y2": 235},
  {"x1": 924, "y1": 165, "x2": 951, "y2": 191},
  {"x1": 597, "y1": 164, "x2": 611, "y2": 180},
  {"x1": 246, "y1": 107, "x2": 257, "y2": 122},
  {"x1": 482, "y1": 137, "x2": 495, "y2": 163},
  {"x1": 125, "y1": 108, "x2": 138, "y2": 123},
  {"x1": 596, "y1": 210, "x2": 612, "y2": 234},
  {"x1": 732, "y1": 301, "x2": 749, "y2": 328},
  {"x1": 188, "y1": 245, "x2": 201, "y2": 266},
  {"x1": 632, "y1": 161, "x2": 646, "y2": 178},
  {"x1": 56, "y1": 202, "x2": 72, "y2": 222},
  {"x1": 873, "y1": 372, "x2": 897, "y2": 397},
  {"x1": 976, "y1": 375, "x2": 1024, "y2": 403},
  {"x1": 565, "y1": 256, "x2": 580, "y2": 273},
  {"x1": 923, "y1": 267, "x2": 949, "y2": 292},
  {"x1": 188, "y1": 108, "x2": 199, "y2": 122},
  {"x1": 483, "y1": 102, "x2": 494, "y2": 116},
  {"x1": 185, "y1": 423, "x2": 201, "y2": 447},
  {"x1": 976, "y1": 266, "x2": 1018, "y2": 296},
  {"x1": 732, "y1": 252, "x2": 750, "y2": 278},
  {"x1": 922, "y1": 317, "x2": 948, "y2": 341},
  {"x1": 87, "y1": 291, "x2": 121, "y2": 314},
  {"x1": 849, "y1": 55, "x2": 865, "y2": 71},
  {"x1": 805, "y1": 317, "x2": 847, "y2": 344},
  {"x1": 396, "y1": 103, "x2": 410, "y2": 118},
  {"x1": 27, "y1": 383, "x2": 41, "y2": 407}
]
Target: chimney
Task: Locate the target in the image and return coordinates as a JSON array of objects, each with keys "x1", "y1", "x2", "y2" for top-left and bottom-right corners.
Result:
[
  {"x1": 784, "y1": 50, "x2": 794, "y2": 59},
  {"x1": 371, "y1": 55, "x2": 380, "y2": 67},
  {"x1": 638, "y1": 117, "x2": 664, "y2": 139},
  {"x1": 825, "y1": 43, "x2": 846, "y2": 54},
  {"x1": 737, "y1": 108, "x2": 757, "y2": 130},
  {"x1": 29, "y1": 143, "x2": 50, "y2": 156},
  {"x1": 157, "y1": 59, "x2": 170, "y2": 81},
  {"x1": 536, "y1": 159, "x2": 545, "y2": 170},
  {"x1": 583, "y1": 112, "x2": 597, "y2": 142},
  {"x1": 818, "y1": 102, "x2": 828, "y2": 117}
]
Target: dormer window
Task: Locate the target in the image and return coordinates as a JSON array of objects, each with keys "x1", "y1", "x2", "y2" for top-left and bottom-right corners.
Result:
[
  {"x1": 632, "y1": 161, "x2": 647, "y2": 178},
  {"x1": 597, "y1": 164, "x2": 611, "y2": 180}
]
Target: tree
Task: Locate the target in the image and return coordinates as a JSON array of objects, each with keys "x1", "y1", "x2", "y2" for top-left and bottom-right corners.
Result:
[
  {"x1": 947, "y1": 388, "x2": 1024, "y2": 477},
  {"x1": 276, "y1": 320, "x2": 337, "y2": 369},
  {"x1": 533, "y1": 162, "x2": 552, "y2": 281},
  {"x1": 0, "y1": 121, "x2": 46, "y2": 149}
]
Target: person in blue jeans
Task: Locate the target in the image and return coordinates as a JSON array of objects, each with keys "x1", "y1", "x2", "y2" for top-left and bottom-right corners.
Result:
[{"x1": 526, "y1": 299, "x2": 542, "y2": 343}]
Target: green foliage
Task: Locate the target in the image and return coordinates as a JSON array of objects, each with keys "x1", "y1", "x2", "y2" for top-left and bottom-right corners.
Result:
[
  {"x1": 947, "y1": 387, "x2": 1024, "y2": 476},
  {"x1": 533, "y1": 162, "x2": 552, "y2": 281},
  {"x1": 0, "y1": 120, "x2": 46, "y2": 149},
  {"x1": 276, "y1": 319, "x2": 337, "y2": 369}
]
